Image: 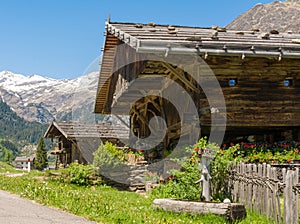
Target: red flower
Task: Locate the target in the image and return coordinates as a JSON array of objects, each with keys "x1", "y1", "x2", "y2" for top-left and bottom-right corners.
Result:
[
  {"x1": 230, "y1": 142, "x2": 234, "y2": 146},
  {"x1": 194, "y1": 147, "x2": 200, "y2": 152}
]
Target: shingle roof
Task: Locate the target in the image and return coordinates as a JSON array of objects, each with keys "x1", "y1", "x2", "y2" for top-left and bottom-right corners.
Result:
[
  {"x1": 106, "y1": 21, "x2": 300, "y2": 58},
  {"x1": 44, "y1": 121, "x2": 129, "y2": 140},
  {"x1": 14, "y1": 155, "x2": 35, "y2": 162}
]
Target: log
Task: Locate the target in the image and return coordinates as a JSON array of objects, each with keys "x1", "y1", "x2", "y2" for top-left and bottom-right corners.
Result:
[{"x1": 153, "y1": 198, "x2": 246, "y2": 221}]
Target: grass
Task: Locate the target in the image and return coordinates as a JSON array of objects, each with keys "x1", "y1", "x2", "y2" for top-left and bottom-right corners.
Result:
[
  {"x1": 0, "y1": 167, "x2": 272, "y2": 223},
  {"x1": 0, "y1": 161, "x2": 22, "y2": 173}
]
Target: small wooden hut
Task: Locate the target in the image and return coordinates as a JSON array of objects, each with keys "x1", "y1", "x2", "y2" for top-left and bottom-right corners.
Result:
[
  {"x1": 94, "y1": 21, "x2": 300, "y2": 148},
  {"x1": 44, "y1": 121, "x2": 129, "y2": 168}
]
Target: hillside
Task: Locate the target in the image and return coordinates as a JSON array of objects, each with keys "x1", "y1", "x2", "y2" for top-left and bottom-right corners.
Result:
[
  {"x1": 0, "y1": 101, "x2": 47, "y2": 145},
  {"x1": 227, "y1": 0, "x2": 300, "y2": 33}
]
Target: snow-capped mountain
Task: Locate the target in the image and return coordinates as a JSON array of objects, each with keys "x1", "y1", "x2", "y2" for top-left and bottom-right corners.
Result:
[{"x1": 0, "y1": 71, "x2": 99, "y2": 123}]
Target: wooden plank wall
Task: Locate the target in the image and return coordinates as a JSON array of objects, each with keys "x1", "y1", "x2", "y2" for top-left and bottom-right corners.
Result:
[
  {"x1": 100, "y1": 37, "x2": 300, "y2": 145},
  {"x1": 206, "y1": 56, "x2": 300, "y2": 127}
]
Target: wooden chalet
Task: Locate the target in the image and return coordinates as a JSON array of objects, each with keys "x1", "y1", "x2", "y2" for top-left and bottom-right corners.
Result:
[
  {"x1": 44, "y1": 121, "x2": 129, "y2": 168},
  {"x1": 94, "y1": 21, "x2": 300, "y2": 149}
]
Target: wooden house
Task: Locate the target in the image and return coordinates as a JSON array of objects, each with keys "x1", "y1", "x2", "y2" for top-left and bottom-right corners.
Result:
[
  {"x1": 44, "y1": 121, "x2": 129, "y2": 168},
  {"x1": 94, "y1": 21, "x2": 300, "y2": 149}
]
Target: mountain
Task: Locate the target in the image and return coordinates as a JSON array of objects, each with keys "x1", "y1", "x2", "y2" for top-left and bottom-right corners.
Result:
[
  {"x1": 226, "y1": 0, "x2": 300, "y2": 33},
  {"x1": 0, "y1": 71, "x2": 99, "y2": 123},
  {"x1": 0, "y1": 100, "x2": 46, "y2": 145}
]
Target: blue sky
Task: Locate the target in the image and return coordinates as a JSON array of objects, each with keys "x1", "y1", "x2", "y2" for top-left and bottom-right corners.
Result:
[{"x1": 0, "y1": 0, "x2": 273, "y2": 79}]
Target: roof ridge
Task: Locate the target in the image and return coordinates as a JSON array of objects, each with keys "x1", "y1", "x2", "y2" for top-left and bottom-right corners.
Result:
[{"x1": 108, "y1": 21, "x2": 211, "y2": 30}]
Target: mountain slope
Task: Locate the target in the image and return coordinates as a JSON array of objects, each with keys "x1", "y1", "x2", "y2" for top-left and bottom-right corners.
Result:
[
  {"x1": 0, "y1": 71, "x2": 98, "y2": 123},
  {"x1": 0, "y1": 101, "x2": 47, "y2": 145},
  {"x1": 226, "y1": 0, "x2": 300, "y2": 33}
]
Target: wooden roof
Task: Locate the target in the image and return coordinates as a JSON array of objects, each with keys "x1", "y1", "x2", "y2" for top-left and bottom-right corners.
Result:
[
  {"x1": 106, "y1": 21, "x2": 300, "y2": 58},
  {"x1": 14, "y1": 155, "x2": 35, "y2": 162},
  {"x1": 44, "y1": 121, "x2": 129, "y2": 140},
  {"x1": 94, "y1": 21, "x2": 300, "y2": 114}
]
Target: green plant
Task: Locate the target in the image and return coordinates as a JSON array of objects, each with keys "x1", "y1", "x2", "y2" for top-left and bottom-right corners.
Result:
[
  {"x1": 210, "y1": 144, "x2": 243, "y2": 201},
  {"x1": 68, "y1": 163, "x2": 99, "y2": 186},
  {"x1": 152, "y1": 138, "x2": 241, "y2": 202},
  {"x1": 93, "y1": 142, "x2": 127, "y2": 173},
  {"x1": 51, "y1": 163, "x2": 100, "y2": 186},
  {"x1": 151, "y1": 145, "x2": 201, "y2": 200},
  {"x1": 4, "y1": 149, "x2": 12, "y2": 163},
  {"x1": 144, "y1": 171, "x2": 159, "y2": 183},
  {"x1": 34, "y1": 137, "x2": 48, "y2": 171}
]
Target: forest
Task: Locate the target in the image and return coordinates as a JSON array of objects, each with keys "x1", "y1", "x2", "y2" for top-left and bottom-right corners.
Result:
[{"x1": 0, "y1": 101, "x2": 47, "y2": 161}]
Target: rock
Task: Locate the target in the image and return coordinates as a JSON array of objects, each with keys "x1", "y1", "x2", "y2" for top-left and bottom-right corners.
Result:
[
  {"x1": 227, "y1": 1, "x2": 300, "y2": 33},
  {"x1": 223, "y1": 198, "x2": 231, "y2": 203}
]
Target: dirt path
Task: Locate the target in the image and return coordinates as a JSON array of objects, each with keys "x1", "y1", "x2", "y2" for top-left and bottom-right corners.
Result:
[{"x1": 0, "y1": 190, "x2": 99, "y2": 224}]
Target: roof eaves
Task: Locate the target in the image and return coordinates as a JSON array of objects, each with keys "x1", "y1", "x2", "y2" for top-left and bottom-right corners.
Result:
[
  {"x1": 52, "y1": 121, "x2": 69, "y2": 139},
  {"x1": 136, "y1": 40, "x2": 300, "y2": 59},
  {"x1": 106, "y1": 22, "x2": 139, "y2": 49}
]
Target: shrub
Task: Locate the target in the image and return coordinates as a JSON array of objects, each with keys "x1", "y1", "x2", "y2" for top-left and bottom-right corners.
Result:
[
  {"x1": 93, "y1": 142, "x2": 125, "y2": 171},
  {"x1": 54, "y1": 163, "x2": 100, "y2": 186},
  {"x1": 210, "y1": 144, "x2": 242, "y2": 201},
  {"x1": 151, "y1": 144, "x2": 201, "y2": 200},
  {"x1": 151, "y1": 137, "x2": 239, "y2": 201}
]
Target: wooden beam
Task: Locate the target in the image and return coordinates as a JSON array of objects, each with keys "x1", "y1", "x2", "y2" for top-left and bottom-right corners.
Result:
[
  {"x1": 131, "y1": 106, "x2": 149, "y2": 130},
  {"x1": 115, "y1": 115, "x2": 130, "y2": 128},
  {"x1": 153, "y1": 199, "x2": 246, "y2": 222},
  {"x1": 162, "y1": 62, "x2": 200, "y2": 93}
]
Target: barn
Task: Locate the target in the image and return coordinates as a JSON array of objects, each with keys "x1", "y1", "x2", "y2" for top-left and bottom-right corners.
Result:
[{"x1": 94, "y1": 20, "x2": 300, "y2": 152}]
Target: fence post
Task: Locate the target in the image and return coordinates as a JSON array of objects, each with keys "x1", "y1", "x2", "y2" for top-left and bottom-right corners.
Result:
[
  {"x1": 266, "y1": 164, "x2": 272, "y2": 219},
  {"x1": 232, "y1": 163, "x2": 239, "y2": 202},
  {"x1": 292, "y1": 168, "x2": 299, "y2": 224},
  {"x1": 272, "y1": 166, "x2": 281, "y2": 223},
  {"x1": 252, "y1": 164, "x2": 258, "y2": 211},
  {"x1": 240, "y1": 162, "x2": 245, "y2": 204},
  {"x1": 257, "y1": 163, "x2": 263, "y2": 214},
  {"x1": 284, "y1": 169, "x2": 293, "y2": 224},
  {"x1": 246, "y1": 164, "x2": 253, "y2": 209}
]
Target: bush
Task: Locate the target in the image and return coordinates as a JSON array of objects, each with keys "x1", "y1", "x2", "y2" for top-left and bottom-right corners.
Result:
[
  {"x1": 210, "y1": 144, "x2": 242, "y2": 201},
  {"x1": 151, "y1": 137, "x2": 239, "y2": 201},
  {"x1": 54, "y1": 163, "x2": 100, "y2": 186},
  {"x1": 152, "y1": 153, "x2": 200, "y2": 200},
  {"x1": 93, "y1": 142, "x2": 125, "y2": 171}
]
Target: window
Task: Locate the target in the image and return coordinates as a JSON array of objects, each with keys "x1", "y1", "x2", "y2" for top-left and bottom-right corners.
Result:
[
  {"x1": 284, "y1": 78, "x2": 293, "y2": 87},
  {"x1": 229, "y1": 78, "x2": 237, "y2": 87}
]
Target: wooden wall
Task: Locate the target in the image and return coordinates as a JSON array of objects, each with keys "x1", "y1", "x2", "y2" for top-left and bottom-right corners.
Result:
[
  {"x1": 206, "y1": 56, "x2": 300, "y2": 127},
  {"x1": 106, "y1": 41, "x2": 300, "y2": 144}
]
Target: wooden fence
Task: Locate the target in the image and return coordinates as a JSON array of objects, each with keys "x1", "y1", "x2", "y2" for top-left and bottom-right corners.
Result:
[{"x1": 228, "y1": 162, "x2": 299, "y2": 224}]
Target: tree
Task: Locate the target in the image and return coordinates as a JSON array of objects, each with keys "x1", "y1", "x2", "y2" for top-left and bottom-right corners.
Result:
[
  {"x1": 4, "y1": 149, "x2": 12, "y2": 163},
  {"x1": 34, "y1": 137, "x2": 48, "y2": 170}
]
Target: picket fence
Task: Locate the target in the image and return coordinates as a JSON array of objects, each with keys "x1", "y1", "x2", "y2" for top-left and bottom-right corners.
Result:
[{"x1": 228, "y1": 162, "x2": 299, "y2": 224}]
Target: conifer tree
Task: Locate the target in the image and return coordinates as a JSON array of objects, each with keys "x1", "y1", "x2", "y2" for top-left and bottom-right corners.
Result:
[
  {"x1": 34, "y1": 137, "x2": 48, "y2": 170},
  {"x1": 4, "y1": 149, "x2": 12, "y2": 163}
]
